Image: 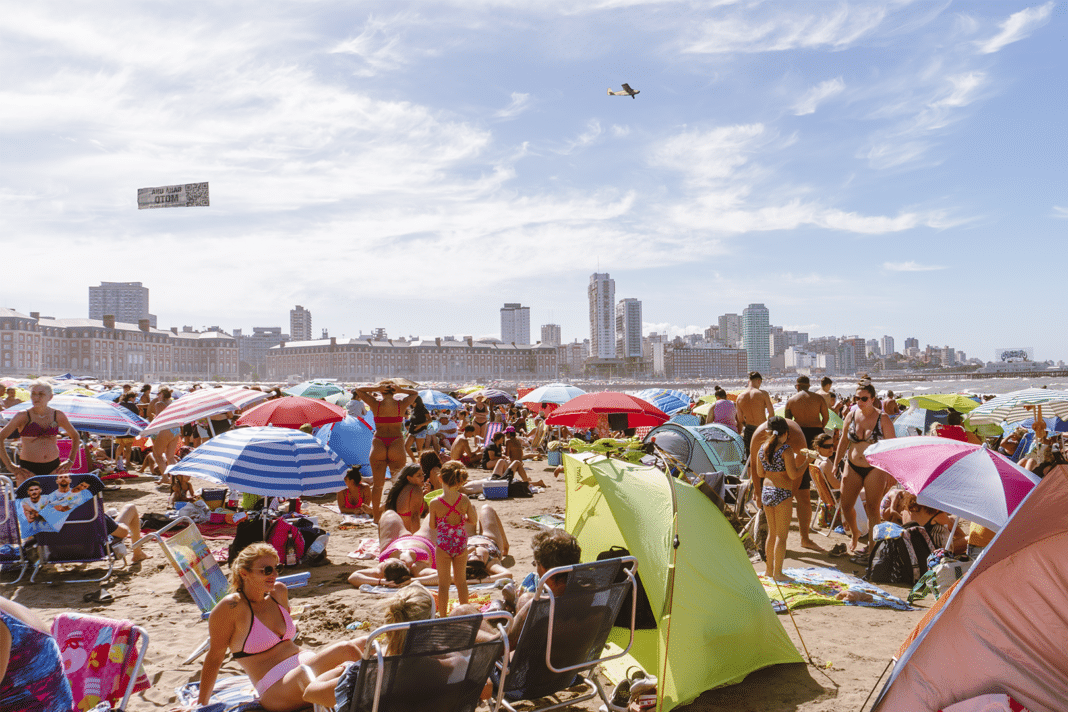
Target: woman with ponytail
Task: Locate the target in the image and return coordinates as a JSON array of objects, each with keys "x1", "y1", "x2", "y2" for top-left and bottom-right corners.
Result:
[{"x1": 754, "y1": 416, "x2": 803, "y2": 582}]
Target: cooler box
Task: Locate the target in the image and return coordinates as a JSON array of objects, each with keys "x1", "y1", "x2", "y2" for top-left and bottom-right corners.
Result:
[{"x1": 483, "y1": 480, "x2": 509, "y2": 500}]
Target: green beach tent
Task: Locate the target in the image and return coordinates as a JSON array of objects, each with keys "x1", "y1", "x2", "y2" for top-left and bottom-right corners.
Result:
[{"x1": 564, "y1": 452, "x2": 802, "y2": 712}]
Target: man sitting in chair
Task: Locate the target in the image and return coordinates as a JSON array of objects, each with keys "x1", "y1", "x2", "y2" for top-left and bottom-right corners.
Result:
[{"x1": 506, "y1": 530, "x2": 581, "y2": 647}]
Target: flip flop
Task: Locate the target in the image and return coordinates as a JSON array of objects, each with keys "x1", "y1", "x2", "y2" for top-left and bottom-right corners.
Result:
[{"x1": 829, "y1": 543, "x2": 848, "y2": 557}]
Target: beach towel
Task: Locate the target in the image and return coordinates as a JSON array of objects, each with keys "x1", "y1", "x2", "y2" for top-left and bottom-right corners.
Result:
[
  {"x1": 158, "y1": 521, "x2": 239, "y2": 539},
  {"x1": 758, "y1": 575, "x2": 844, "y2": 611},
  {"x1": 176, "y1": 674, "x2": 262, "y2": 711},
  {"x1": 52, "y1": 613, "x2": 150, "y2": 710},
  {"x1": 347, "y1": 537, "x2": 380, "y2": 560},
  {"x1": 785, "y1": 567, "x2": 913, "y2": 611},
  {"x1": 338, "y1": 513, "x2": 374, "y2": 529}
]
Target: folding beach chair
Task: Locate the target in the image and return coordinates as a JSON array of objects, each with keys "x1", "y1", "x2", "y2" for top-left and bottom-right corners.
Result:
[
  {"x1": 58, "y1": 437, "x2": 89, "y2": 474},
  {"x1": 483, "y1": 422, "x2": 503, "y2": 444},
  {"x1": 339, "y1": 611, "x2": 513, "y2": 712},
  {"x1": 16, "y1": 474, "x2": 116, "y2": 584},
  {"x1": 1010, "y1": 431, "x2": 1034, "y2": 463},
  {"x1": 0, "y1": 475, "x2": 28, "y2": 584},
  {"x1": 51, "y1": 611, "x2": 150, "y2": 712},
  {"x1": 493, "y1": 557, "x2": 637, "y2": 712}
]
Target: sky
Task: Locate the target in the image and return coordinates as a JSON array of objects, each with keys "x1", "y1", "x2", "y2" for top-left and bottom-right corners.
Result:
[{"x1": 2, "y1": 1, "x2": 1065, "y2": 362}]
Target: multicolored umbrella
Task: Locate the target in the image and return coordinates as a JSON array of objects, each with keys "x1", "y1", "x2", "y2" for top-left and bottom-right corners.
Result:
[
  {"x1": 418, "y1": 389, "x2": 464, "y2": 410},
  {"x1": 460, "y1": 389, "x2": 514, "y2": 406},
  {"x1": 1, "y1": 395, "x2": 148, "y2": 437},
  {"x1": 315, "y1": 414, "x2": 376, "y2": 468},
  {"x1": 545, "y1": 391, "x2": 668, "y2": 429},
  {"x1": 631, "y1": 389, "x2": 693, "y2": 416},
  {"x1": 864, "y1": 437, "x2": 1040, "y2": 531},
  {"x1": 167, "y1": 426, "x2": 348, "y2": 497},
  {"x1": 141, "y1": 387, "x2": 270, "y2": 437},
  {"x1": 235, "y1": 396, "x2": 348, "y2": 429},
  {"x1": 282, "y1": 381, "x2": 345, "y2": 400}
]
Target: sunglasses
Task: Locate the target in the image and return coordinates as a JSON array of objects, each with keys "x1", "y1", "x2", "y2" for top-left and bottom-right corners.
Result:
[
  {"x1": 857, "y1": 396, "x2": 870, "y2": 402},
  {"x1": 253, "y1": 565, "x2": 283, "y2": 576}
]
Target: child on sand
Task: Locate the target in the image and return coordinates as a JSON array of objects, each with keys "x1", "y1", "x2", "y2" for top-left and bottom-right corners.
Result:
[{"x1": 429, "y1": 461, "x2": 474, "y2": 606}]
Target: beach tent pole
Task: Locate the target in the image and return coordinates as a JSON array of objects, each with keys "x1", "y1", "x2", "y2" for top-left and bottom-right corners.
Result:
[
  {"x1": 770, "y1": 576, "x2": 814, "y2": 665},
  {"x1": 860, "y1": 658, "x2": 894, "y2": 712},
  {"x1": 655, "y1": 460, "x2": 682, "y2": 712}
]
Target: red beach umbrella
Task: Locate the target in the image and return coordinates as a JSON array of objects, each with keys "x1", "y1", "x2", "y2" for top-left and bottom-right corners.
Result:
[
  {"x1": 235, "y1": 396, "x2": 348, "y2": 430},
  {"x1": 545, "y1": 391, "x2": 668, "y2": 429}
]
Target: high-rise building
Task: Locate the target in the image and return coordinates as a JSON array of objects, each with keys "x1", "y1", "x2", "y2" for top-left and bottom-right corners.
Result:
[
  {"x1": 615, "y1": 299, "x2": 643, "y2": 359},
  {"x1": 500, "y1": 303, "x2": 531, "y2": 345},
  {"x1": 741, "y1": 303, "x2": 770, "y2": 374},
  {"x1": 88, "y1": 281, "x2": 156, "y2": 328},
  {"x1": 881, "y1": 335, "x2": 895, "y2": 357},
  {"x1": 718, "y1": 313, "x2": 742, "y2": 348},
  {"x1": 841, "y1": 336, "x2": 868, "y2": 372},
  {"x1": 540, "y1": 324, "x2": 562, "y2": 347},
  {"x1": 867, "y1": 339, "x2": 881, "y2": 358},
  {"x1": 769, "y1": 326, "x2": 786, "y2": 357},
  {"x1": 233, "y1": 326, "x2": 290, "y2": 378},
  {"x1": 904, "y1": 337, "x2": 919, "y2": 350},
  {"x1": 290, "y1": 305, "x2": 312, "y2": 342},
  {"x1": 588, "y1": 273, "x2": 616, "y2": 359}
]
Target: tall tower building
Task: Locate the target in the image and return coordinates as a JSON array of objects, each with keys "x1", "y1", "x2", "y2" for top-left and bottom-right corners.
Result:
[
  {"x1": 904, "y1": 337, "x2": 919, "y2": 350},
  {"x1": 615, "y1": 299, "x2": 643, "y2": 358},
  {"x1": 500, "y1": 303, "x2": 531, "y2": 345},
  {"x1": 540, "y1": 324, "x2": 562, "y2": 347},
  {"x1": 290, "y1": 305, "x2": 312, "y2": 342},
  {"x1": 718, "y1": 313, "x2": 742, "y2": 348},
  {"x1": 741, "y1": 303, "x2": 770, "y2": 374},
  {"x1": 881, "y1": 336, "x2": 895, "y2": 357},
  {"x1": 88, "y1": 281, "x2": 156, "y2": 327},
  {"x1": 588, "y1": 273, "x2": 616, "y2": 359}
]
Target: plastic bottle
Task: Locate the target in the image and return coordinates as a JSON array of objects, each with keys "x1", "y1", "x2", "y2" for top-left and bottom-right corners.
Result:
[{"x1": 308, "y1": 534, "x2": 329, "y2": 557}]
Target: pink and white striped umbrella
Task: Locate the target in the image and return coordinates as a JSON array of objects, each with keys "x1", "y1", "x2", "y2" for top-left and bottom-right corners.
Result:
[
  {"x1": 140, "y1": 386, "x2": 270, "y2": 437},
  {"x1": 865, "y1": 436, "x2": 1041, "y2": 531}
]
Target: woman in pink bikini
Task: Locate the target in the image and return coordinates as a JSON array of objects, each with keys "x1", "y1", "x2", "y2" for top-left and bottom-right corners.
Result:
[
  {"x1": 198, "y1": 543, "x2": 362, "y2": 710},
  {"x1": 356, "y1": 380, "x2": 419, "y2": 523}
]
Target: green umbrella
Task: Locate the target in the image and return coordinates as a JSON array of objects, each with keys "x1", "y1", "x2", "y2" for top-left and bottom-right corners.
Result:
[{"x1": 907, "y1": 394, "x2": 980, "y2": 413}]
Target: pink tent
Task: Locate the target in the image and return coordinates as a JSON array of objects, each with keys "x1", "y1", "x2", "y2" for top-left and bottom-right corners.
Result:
[{"x1": 872, "y1": 468, "x2": 1068, "y2": 712}]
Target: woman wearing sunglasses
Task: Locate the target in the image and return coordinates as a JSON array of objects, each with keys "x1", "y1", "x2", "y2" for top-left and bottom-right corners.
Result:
[
  {"x1": 198, "y1": 543, "x2": 362, "y2": 710},
  {"x1": 831, "y1": 382, "x2": 896, "y2": 557}
]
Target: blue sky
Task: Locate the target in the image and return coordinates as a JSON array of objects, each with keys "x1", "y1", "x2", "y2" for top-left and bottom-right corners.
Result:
[{"x1": 2, "y1": 1, "x2": 1064, "y2": 362}]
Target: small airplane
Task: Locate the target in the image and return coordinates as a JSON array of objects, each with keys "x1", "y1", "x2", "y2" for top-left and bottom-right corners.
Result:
[{"x1": 608, "y1": 83, "x2": 639, "y2": 99}]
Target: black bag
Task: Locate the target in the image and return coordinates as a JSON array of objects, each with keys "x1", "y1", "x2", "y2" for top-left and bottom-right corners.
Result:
[
  {"x1": 865, "y1": 522, "x2": 935, "y2": 586},
  {"x1": 295, "y1": 522, "x2": 329, "y2": 565},
  {"x1": 130, "y1": 447, "x2": 144, "y2": 466},
  {"x1": 228, "y1": 511, "x2": 271, "y2": 565},
  {"x1": 508, "y1": 480, "x2": 533, "y2": 498},
  {"x1": 597, "y1": 546, "x2": 658, "y2": 629},
  {"x1": 139, "y1": 512, "x2": 176, "y2": 531}
]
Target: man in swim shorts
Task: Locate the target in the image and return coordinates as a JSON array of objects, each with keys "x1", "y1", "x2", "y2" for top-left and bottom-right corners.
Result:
[
  {"x1": 735, "y1": 371, "x2": 775, "y2": 459},
  {"x1": 784, "y1": 375, "x2": 830, "y2": 448}
]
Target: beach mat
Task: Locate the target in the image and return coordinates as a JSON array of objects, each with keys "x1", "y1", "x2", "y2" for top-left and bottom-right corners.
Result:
[
  {"x1": 759, "y1": 574, "x2": 844, "y2": 612},
  {"x1": 158, "y1": 521, "x2": 239, "y2": 540},
  {"x1": 760, "y1": 567, "x2": 914, "y2": 613}
]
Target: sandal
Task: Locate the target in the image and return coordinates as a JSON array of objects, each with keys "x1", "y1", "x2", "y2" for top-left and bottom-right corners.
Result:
[{"x1": 829, "y1": 543, "x2": 848, "y2": 557}]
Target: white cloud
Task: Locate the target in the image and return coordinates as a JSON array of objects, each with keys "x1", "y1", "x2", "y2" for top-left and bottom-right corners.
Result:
[
  {"x1": 883, "y1": 261, "x2": 947, "y2": 272},
  {"x1": 643, "y1": 322, "x2": 707, "y2": 338},
  {"x1": 792, "y1": 77, "x2": 845, "y2": 116},
  {"x1": 1053, "y1": 206, "x2": 1068, "y2": 219},
  {"x1": 557, "y1": 119, "x2": 603, "y2": 154},
  {"x1": 610, "y1": 124, "x2": 630, "y2": 138},
  {"x1": 683, "y1": 5, "x2": 887, "y2": 54},
  {"x1": 650, "y1": 124, "x2": 769, "y2": 187},
  {"x1": 975, "y1": 2, "x2": 1053, "y2": 54},
  {"x1": 494, "y1": 92, "x2": 532, "y2": 119},
  {"x1": 331, "y1": 13, "x2": 427, "y2": 76}
]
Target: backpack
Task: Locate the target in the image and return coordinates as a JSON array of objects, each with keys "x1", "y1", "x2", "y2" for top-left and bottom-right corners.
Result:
[
  {"x1": 228, "y1": 511, "x2": 270, "y2": 565},
  {"x1": 227, "y1": 512, "x2": 305, "y2": 567},
  {"x1": 865, "y1": 521, "x2": 935, "y2": 586},
  {"x1": 596, "y1": 546, "x2": 658, "y2": 629},
  {"x1": 908, "y1": 549, "x2": 973, "y2": 603}
]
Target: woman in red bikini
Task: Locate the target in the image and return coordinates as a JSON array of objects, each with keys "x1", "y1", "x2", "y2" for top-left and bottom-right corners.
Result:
[
  {"x1": 0, "y1": 381, "x2": 80, "y2": 486},
  {"x1": 198, "y1": 543, "x2": 362, "y2": 710},
  {"x1": 355, "y1": 380, "x2": 419, "y2": 522}
]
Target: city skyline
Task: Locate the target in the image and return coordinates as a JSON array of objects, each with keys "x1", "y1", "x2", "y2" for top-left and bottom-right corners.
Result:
[{"x1": 2, "y1": 3, "x2": 1063, "y2": 361}]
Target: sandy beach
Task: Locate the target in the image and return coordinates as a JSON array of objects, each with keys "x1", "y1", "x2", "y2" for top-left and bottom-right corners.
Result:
[{"x1": 6, "y1": 459, "x2": 927, "y2": 712}]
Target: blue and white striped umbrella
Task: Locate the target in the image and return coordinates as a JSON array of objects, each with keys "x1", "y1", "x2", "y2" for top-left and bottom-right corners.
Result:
[
  {"x1": 632, "y1": 388, "x2": 693, "y2": 416},
  {"x1": 167, "y1": 426, "x2": 347, "y2": 497},
  {"x1": 1, "y1": 394, "x2": 148, "y2": 436},
  {"x1": 418, "y1": 389, "x2": 464, "y2": 410}
]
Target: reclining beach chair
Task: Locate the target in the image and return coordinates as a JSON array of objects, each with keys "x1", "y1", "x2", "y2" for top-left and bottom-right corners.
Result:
[
  {"x1": 483, "y1": 422, "x2": 503, "y2": 444},
  {"x1": 494, "y1": 556, "x2": 637, "y2": 712},
  {"x1": 51, "y1": 611, "x2": 150, "y2": 712},
  {"x1": 17, "y1": 474, "x2": 116, "y2": 584},
  {"x1": 339, "y1": 611, "x2": 513, "y2": 712},
  {"x1": 0, "y1": 475, "x2": 28, "y2": 584}
]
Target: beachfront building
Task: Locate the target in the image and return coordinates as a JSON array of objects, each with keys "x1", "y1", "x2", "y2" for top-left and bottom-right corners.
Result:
[
  {"x1": 500, "y1": 303, "x2": 531, "y2": 345},
  {"x1": 588, "y1": 273, "x2": 616, "y2": 359},
  {"x1": 558, "y1": 340, "x2": 589, "y2": 376},
  {"x1": 233, "y1": 326, "x2": 290, "y2": 379},
  {"x1": 0, "y1": 307, "x2": 238, "y2": 380},
  {"x1": 742, "y1": 303, "x2": 770, "y2": 374},
  {"x1": 881, "y1": 335, "x2": 895, "y2": 357},
  {"x1": 88, "y1": 281, "x2": 157, "y2": 329},
  {"x1": 266, "y1": 337, "x2": 557, "y2": 381},
  {"x1": 664, "y1": 345, "x2": 748, "y2": 378},
  {"x1": 290, "y1": 305, "x2": 313, "y2": 342},
  {"x1": 615, "y1": 298, "x2": 643, "y2": 359},
  {"x1": 540, "y1": 324, "x2": 562, "y2": 347}
]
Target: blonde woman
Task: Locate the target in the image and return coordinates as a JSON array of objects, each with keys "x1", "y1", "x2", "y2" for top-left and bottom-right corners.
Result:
[{"x1": 0, "y1": 381, "x2": 80, "y2": 486}]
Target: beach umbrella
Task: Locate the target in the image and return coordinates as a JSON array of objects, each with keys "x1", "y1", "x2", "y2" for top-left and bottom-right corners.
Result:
[
  {"x1": 1, "y1": 395, "x2": 148, "y2": 437},
  {"x1": 632, "y1": 389, "x2": 693, "y2": 416},
  {"x1": 141, "y1": 386, "x2": 270, "y2": 437},
  {"x1": 418, "y1": 389, "x2": 464, "y2": 410},
  {"x1": 167, "y1": 426, "x2": 347, "y2": 497},
  {"x1": 283, "y1": 381, "x2": 345, "y2": 400},
  {"x1": 966, "y1": 388, "x2": 1068, "y2": 426},
  {"x1": 773, "y1": 405, "x2": 844, "y2": 430},
  {"x1": 907, "y1": 393, "x2": 980, "y2": 413},
  {"x1": 324, "y1": 391, "x2": 351, "y2": 407},
  {"x1": 546, "y1": 391, "x2": 669, "y2": 429},
  {"x1": 95, "y1": 388, "x2": 124, "y2": 402},
  {"x1": 315, "y1": 414, "x2": 376, "y2": 468},
  {"x1": 460, "y1": 389, "x2": 514, "y2": 406},
  {"x1": 454, "y1": 385, "x2": 484, "y2": 396},
  {"x1": 235, "y1": 396, "x2": 347, "y2": 429},
  {"x1": 518, "y1": 383, "x2": 587, "y2": 406},
  {"x1": 53, "y1": 386, "x2": 97, "y2": 397},
  {"x1": 864, "y1": 437, "x2": 1040, "y2": 531}
]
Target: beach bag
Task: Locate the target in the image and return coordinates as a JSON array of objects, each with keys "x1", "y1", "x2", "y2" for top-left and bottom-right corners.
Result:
[
  {"x1": 908, "y1": 550, "x2": 973, "y2": 603},
  {"x1": 866, "y1": 522, "x2": 935, "y2": 586},
  {"x1": 596, "y1": 546, "x2": 658, "y2": 629},
  {"x1": 228, "y1": 511, "x2": 272, "y2": 565},
  {"x1": 267, "y1": 517, "x2": 306, "y2": 567},
  {"x1": 508, "y1": 480, "x2": 533, "y2": 498}
]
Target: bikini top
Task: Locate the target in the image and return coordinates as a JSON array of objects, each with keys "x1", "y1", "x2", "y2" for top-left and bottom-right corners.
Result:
[
  {"x1": 20, "y1": 409, "x2": 59, "y2": 438},
  {"x1": 759, "y1": 442, "x2": 789, "y2": 473},
  {"x1": 847, "y1": 411, "x2": 884, "y2": 444},
  {"x1": 375, "y1": 414, "x2": 404, "y2": 424},
  {"x1": 232, "y1": 595, "x2": 296, "y2": 659},
  {"x1": 395, "y1": 486, "x2": 426, "y2": 518},
  {"x1": 378, "y1": 534, "x2": 436, "y2": 565},
  {"x1": 473, "y1": 404, "x2": 489, "y2": 415}
]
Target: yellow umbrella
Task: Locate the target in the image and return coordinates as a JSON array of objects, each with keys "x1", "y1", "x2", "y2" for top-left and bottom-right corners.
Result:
[
  {"x1": 908, "y1": 394, "x2": 981, "y2": 413},
  {"x1": 693, "y1": 402, "x2": 713, "y2": 416}
]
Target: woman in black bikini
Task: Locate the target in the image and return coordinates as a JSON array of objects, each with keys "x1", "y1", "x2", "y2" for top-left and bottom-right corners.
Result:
[
  {"x1": 471, "y1": 393, "x2": 490, "y2": 439},
  {"x1": 0, "y1": 381, "x2": 80, "y2": 486},
  {"x1": 832, "y1": 382, "x2": 896, "y2": 555}
]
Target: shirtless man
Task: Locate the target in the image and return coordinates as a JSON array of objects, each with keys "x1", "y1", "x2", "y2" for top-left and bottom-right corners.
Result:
[
  {"x1": 2, "y1": 388, "x2": 20, "y2": 410},
  {"x1": 749, "y1": 418, "x2": 823, "y2": 551},
  {"x1": 735, "y1": 371, "x2": 775, "y2": 459},
  {"x1": 817, "y1": 377, "x2": 836, "y2": 410},
  {"x1": 449, "y1": 425, "x2": 483, "y2": 467},
  {"x1": 784, "y1": 376, "x2": 829, "y2": 448}
]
